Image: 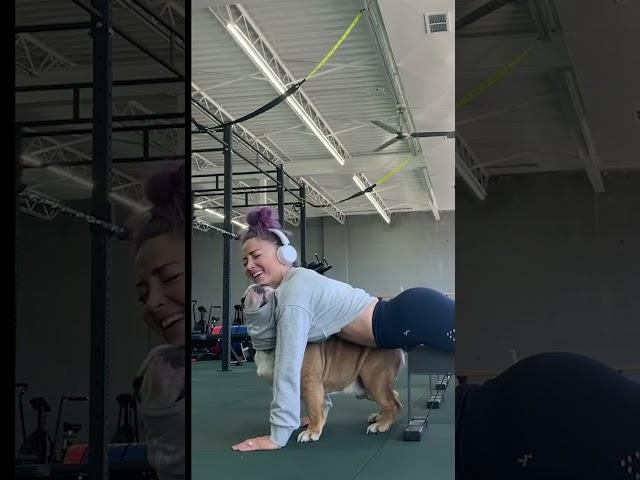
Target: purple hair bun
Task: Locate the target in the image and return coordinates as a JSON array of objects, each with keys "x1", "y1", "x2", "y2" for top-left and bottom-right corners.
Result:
[
  {"x1": 145, "y1": 162, "x2": 185, "y2": 228},
  {"x1": 245, "y1": 206, "x2": 282, "y2": 233}
]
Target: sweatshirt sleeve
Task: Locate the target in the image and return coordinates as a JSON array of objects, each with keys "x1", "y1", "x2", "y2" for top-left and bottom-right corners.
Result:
[{"x1": 269, "y1": 305, "x2": 312, "y2": 447}]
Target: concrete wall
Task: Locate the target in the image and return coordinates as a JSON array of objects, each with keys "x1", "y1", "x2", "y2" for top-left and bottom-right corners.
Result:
[
  {"x1": 456, "y1": 172, "x2": 640, "y2": 377},
  {"x1": 325, "y1": 211, "x2": 455, "y2": 297},
  {"x1": 15, "y1": 207, "x2": 162, "y2": 454}
]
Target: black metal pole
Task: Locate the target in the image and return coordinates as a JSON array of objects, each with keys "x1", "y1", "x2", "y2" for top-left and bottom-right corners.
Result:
[
  {"x1": 21, "y1": 122, "x2": 184, "y2": 138},
  {"x1": 456, "y1": 0, "x2": 519, "y2": 31},
  {"x1": 192, "y1": 98, "x2": 300, "y2": 186},
  {"x1": 17, "y1": 112, "x2": 185, "y2": 127},
  {"x1": 128, "y1": 0, "x2": 185, "y2": 41},
  {"x1": 15, "y1": 22, "x2": 92, "y2": 33},
  {"x1": 112, "y1": 24, "x2": 183, "y2": 79},
  {"x1": 190, "y1": 200, "x2": 298, "y2": 208},
  {"x1": 16, "y1": 77, "x2": 182, "y2": 92},
  {"x1": 276, "y1": 164, "x2": 285, "y2": 225},
  {"x1": 193, "y1": 186, "x2": 278, "y2": 195},
  {"x1": 20, "y1": 154, "x2": 187, "y2": 168},
  {"x1": 191, "y1": 148, "x2": 225, "y2": 154},
  {"x1": 73, "y1": 88, "x2": 80, "y2": 120},
  {"x1": 15, "y1": 128, "x2": 23, "y2": 461},
  {"x1": 89, "y1": 1, "x2": 111, "y2": 478},
  {"x1": 72, "y1": 0, "x2": 184, "y2": 78},
  {"x1": 299, "y1": 184, "x2": 307, "y2": 267},
  {"x1": 15, "y1": 128, "x2": 23, "y2": 195},
  {"x1": 222, "y1": 125, "x2": 232, "y2": 372},
  {"x1": 143, "y1": 129, "x2": 149, "y2": 159}
]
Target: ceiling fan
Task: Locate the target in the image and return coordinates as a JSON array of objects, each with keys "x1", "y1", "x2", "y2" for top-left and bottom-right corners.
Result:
[{"x1": 371, "y1": 120, "x2": 455, "y2": 152}]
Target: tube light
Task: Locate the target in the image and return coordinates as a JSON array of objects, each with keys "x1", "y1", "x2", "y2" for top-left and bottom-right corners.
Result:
[
  {"x1": 352, "y1": 175, "x2": 391, "y2": 224},
  {"x1": 232, "y1": 219, "x2": 249, "y2": 229},
  {"x1": 197, "y1": 205, "x2": 248, "y2": 229},
  {"x1": 226, "y1": 23, "x2": 345, "y2": 166},
  {"x1": 205, "y1": 208, "x2": 225, "y2": 219}
]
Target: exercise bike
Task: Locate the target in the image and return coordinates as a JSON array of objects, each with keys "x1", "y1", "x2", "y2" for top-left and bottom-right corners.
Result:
[
  {"x1": 51, "y1": 395, "x2": 88, "y2": 463},
  {"x1": 191, "y1": 301, "x2": 215, "y2": 333},
  {"x1": 111, "y1": 393, "x2": 138, "y2": 444},
  {"x1": 192, "y1": 301, "x2": 219, "y2": 360},
  {"x1": 17, "y1": 396, "x2": 53, "y2": 465},
  {"x1": 15, "y1": 383, "x2": 29, "y2": 459}
]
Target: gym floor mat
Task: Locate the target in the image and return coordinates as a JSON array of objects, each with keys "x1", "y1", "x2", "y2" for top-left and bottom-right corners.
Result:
[{"x1": 192, "y1": 361, "x2": 454, "y2": 480}]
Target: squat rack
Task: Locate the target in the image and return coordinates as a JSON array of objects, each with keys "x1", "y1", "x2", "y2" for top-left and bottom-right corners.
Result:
[
  {"x1": 14, "y1": 1, "x2": 186, "y2": 478},
  {"x1": 191, "y1": 100, "x2": 309, "y2": 372}
]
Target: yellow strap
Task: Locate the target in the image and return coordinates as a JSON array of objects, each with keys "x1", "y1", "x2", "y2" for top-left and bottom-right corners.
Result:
[
  {"x1": 375, "y1": 158, "x2": 412, "y2": 186},
  {"x1": 306, "y1": 10, "x2": 366, "y2": 80},
  {"x1": 456, "y1": 40, "x2": 538, "y2": 110}
]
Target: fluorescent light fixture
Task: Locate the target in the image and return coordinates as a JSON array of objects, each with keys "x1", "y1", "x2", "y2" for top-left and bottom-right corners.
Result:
[
  {"x1": 352, "y1": 174, "x2": 391, "y2": 224},
  {"x1": 422, "y1": 168, "x2": 440, "y2": 221},
  {"x1": 49, "y1": 166, "x2": 93, "y2": 188},
  {"x1": 198, "y1": 205, "x2": 248, "y2": 229},
  {"x1": 455, "y1": 153, "x2": 486, "y2": 201},
  {"x1": 226, "y1": 23, "x2": 345, "y2": 166},
  {"x1": 425, "y1": 191, "x2": 440, "y2": 221},
  {"x1": 204, "y1": 208, "x2": 224, "y2": 219},
  {"x1": 232, "y1": 219, "x2": 249, "y2": 229}
]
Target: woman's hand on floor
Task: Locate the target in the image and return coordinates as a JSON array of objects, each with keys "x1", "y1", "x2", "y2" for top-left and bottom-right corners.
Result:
[{"x1": 232, "y1": 435, "x2": 281, "y2": 452}]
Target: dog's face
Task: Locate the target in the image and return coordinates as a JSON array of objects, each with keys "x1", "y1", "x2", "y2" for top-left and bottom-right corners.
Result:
[{"x1": 241, "y1": 284, "x2": 275, "y2": 311}]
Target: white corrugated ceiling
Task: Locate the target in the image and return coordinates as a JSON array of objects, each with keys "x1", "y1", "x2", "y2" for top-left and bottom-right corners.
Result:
[
  {"x1": 455, "y1": 0, "x2": 638, "y2": 197},
  {"x1": 191, "y1": 0, "x2": 455, "y2": 225}
]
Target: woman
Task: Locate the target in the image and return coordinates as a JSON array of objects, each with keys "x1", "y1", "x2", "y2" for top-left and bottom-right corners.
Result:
[
  {"x1": 232, "y1": 206, "x2": 455, "y2": 452},
  {"x1": 132, "y1": 163, "x2": 186, "y2": 479}
]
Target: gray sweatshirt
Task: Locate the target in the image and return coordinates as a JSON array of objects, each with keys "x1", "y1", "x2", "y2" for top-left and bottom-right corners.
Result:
[
  {"x1": 134, "y1": 345, "x2": 185, "y2": 480},
  {"x1": 245, "y1": 267, "x2": 375, "y2": 446}
]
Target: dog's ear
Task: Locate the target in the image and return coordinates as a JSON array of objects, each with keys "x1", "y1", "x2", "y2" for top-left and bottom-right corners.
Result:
[
  {"x1": 241, "y1": 283, "x2": 260, "y2": 307},
  {"x1": 242, "y1": 284, "x2": 256, "y2": 299}
]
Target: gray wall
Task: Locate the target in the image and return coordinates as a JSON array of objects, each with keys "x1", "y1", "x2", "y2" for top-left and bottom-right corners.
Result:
[
  {"x1": 191, "y1": 211, "x2": 455, "y2": 320},
  {"x1": 456, "y1": 172, "x2": 640, "y2": 377},
  {"x1": 324, "y1": 211, "x2": 455, "y2": 297},
  {"x1": 15, "y1": 207, "x2": 161, "y2": 454}
]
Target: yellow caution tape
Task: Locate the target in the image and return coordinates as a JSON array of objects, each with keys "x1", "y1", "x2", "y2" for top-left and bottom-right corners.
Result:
[
  {"x1": 306, "y1": 9, "x2": 366, "y2": 80},
  {"x1": 456, "y1": 40, "x2": 538, "y2": 110},
  {"x1": 375, "y1": 158, "x2": 412, "y2": 186}
]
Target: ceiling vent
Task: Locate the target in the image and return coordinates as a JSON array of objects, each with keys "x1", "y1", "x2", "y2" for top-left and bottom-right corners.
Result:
[{"x1": 425, "y1": 12, "x2": 449, "y2": 34}]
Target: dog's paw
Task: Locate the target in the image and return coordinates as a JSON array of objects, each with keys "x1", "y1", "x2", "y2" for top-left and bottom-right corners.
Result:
[
  {"x1": 367, "y1": 412, "x2": 381, "y2": 424},
  {"x1": 297, "y1": 429, "x2": 321, "y2": 443},
  {"x1": 366, "y1": 422, "x2": 390, "y2": 434}
]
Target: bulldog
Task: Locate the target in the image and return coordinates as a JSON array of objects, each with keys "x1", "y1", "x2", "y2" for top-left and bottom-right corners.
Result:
[{"x1": 242, "y1": 284, "x2": 405, "y2": 443}]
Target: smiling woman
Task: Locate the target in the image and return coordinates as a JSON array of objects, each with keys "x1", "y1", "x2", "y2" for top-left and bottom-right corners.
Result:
[{"x1": 131, "y1": 162, "x2": 186, "y2": 480}]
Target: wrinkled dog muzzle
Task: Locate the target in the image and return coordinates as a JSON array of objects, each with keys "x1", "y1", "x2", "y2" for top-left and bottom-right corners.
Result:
[{"x1": 242, "y1": 284, "x2": 277, "y2": 351}]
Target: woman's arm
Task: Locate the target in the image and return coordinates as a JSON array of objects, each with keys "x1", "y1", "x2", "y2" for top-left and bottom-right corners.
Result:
[{"x1": 269, "y1": 305, "x2": 312, "y2": 446}]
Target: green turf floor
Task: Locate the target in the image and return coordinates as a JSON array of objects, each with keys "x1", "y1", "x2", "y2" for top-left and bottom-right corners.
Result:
[{"x1": 192, "y1": 360, "x2": 454, "y2": 480}]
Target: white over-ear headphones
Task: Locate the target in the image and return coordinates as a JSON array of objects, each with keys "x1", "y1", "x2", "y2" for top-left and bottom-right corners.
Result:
[{"x1": 268, "y1": 228, "x2": 298, "y2": 266}]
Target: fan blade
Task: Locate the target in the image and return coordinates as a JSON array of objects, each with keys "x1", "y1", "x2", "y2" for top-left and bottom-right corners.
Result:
[
  {"x1": 411, "y1": 131, "x2": 456, "y2": 138},
  {"x1": 373, "y1": 137, "x2": 400, "y2": 152},
  {"x1": 371, "y1": 120, "x2": 401, "y2": 135}
]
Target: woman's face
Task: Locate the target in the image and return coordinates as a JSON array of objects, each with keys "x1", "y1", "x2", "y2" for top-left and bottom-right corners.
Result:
[
  {"x1": 135, "y1": 233, "x2": 185, "y2": 346},
  {"x1": 242, "y1": 237, "x2": 288, "y2": 288}
]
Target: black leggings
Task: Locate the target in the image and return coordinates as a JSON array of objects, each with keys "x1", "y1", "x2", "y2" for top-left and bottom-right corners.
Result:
[
  {"x1": 456, "y1": 352, "x2": 640, "y2": 479},
  {"x1": 372, "y1": 287, "x2": 455, "y2": 352}
]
